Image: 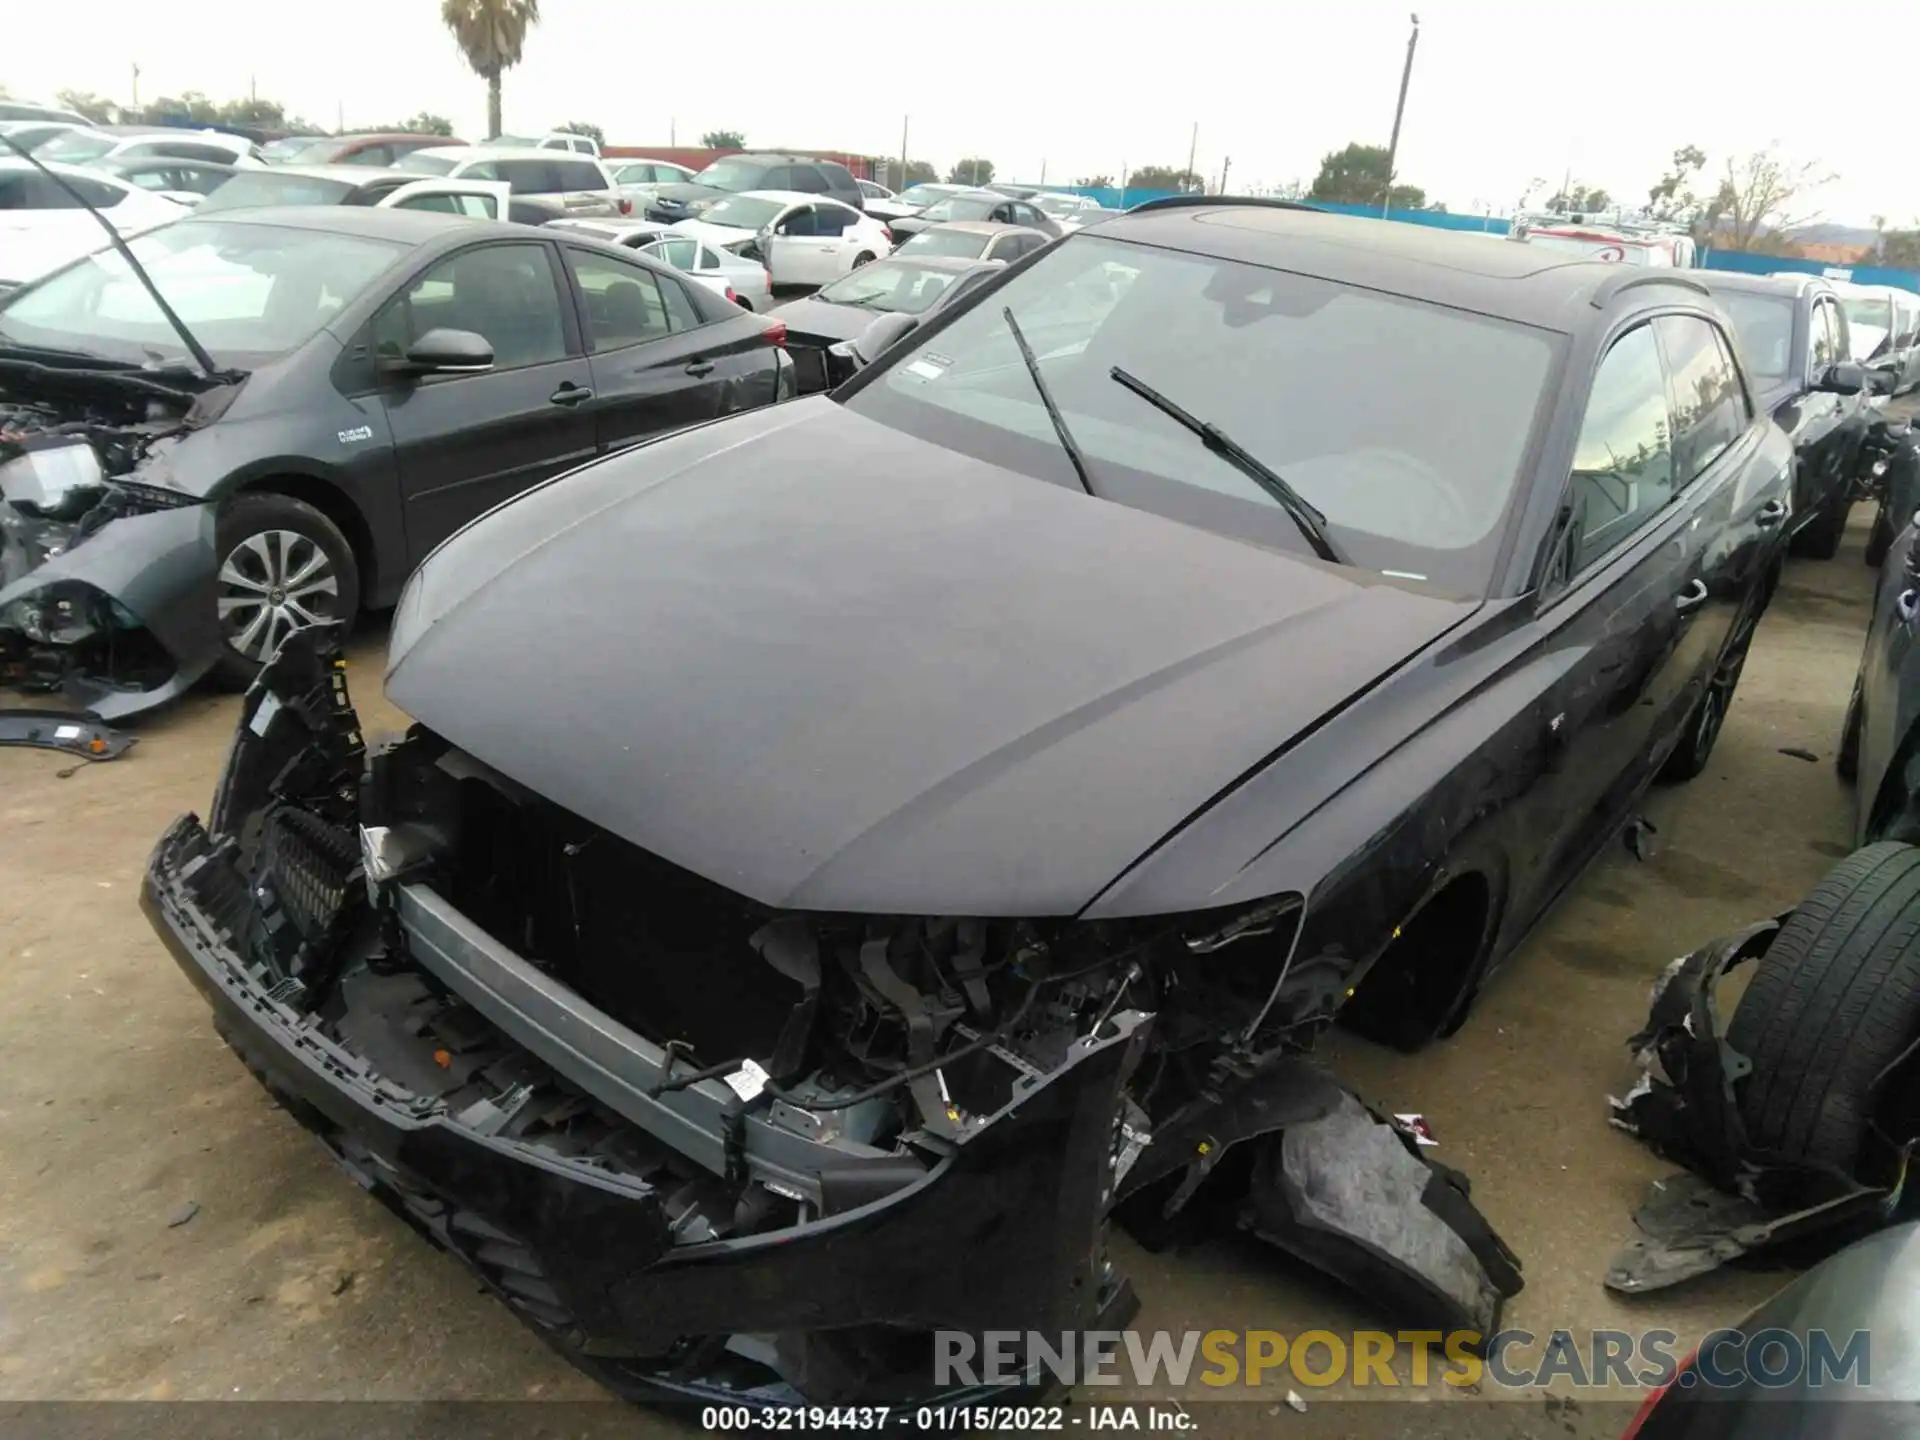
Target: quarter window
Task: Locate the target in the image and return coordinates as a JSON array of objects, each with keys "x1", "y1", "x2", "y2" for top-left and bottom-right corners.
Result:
[
  {"x1": 566, "y1": 249, "x2": 683, "y2": 351},
  {"x1": 1567, "y1": 324, "x2": 1675, "y2": 573},
  {"x1": 1656, "y1": 316, "x2": 1746, "y2": 484}
]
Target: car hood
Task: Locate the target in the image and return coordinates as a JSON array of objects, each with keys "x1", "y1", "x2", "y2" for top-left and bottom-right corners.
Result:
[
  {"x1": 669, "y1": 218, "x2": 758, "y2": 249},
  {"x1": 649, "y1": 182, "x2": 724, "y2": 205},
  {"x1": 387, "y1": 399, "x2": 1480, "y2": 917},
  {"x1": 766, "y1": 295, "x2": 879, "y2": 344}
]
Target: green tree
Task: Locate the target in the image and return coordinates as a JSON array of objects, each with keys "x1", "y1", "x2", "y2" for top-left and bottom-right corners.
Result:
[
  {"x1": 1126, "y1": 164, "x2": 1201, "y2": 193},
  {"x1": 1547, "y1": 184, "x2": 1610, "y2": 213},
  {"x1": 54, "y1": 89, "x2": 116, "y2": 123},
  {"x1": 701, "y1": 129, "x2": 744, "y2": 149},
  {"x1": 394, "y1": 111, "x2": 456, "y2": 137},
  {"x1": 140, "y1": 90, "x2": 221, "y2": 125},
  {"x1": 903, "y1": 158, "x2": 938, "y2": 185},
  {"x1": 1704, "y1": 147, "x2": 1833, "y2": 251},
  {"x1": 1075, "y1": 173, "x2": 1112, "y2": 189},
  {"x1": 218, "y1": 97, "x2": 287, "y2": 128},
  {"x1": 947, "y1": 157, "x2": 995, "y2": 185},
  {"x1": 1307, "y1": 141, "x2": 1424, "y2": 209},
  {"x1": 1878, "y1": 227, "x2": 1920, "y2": 268},
  {"x1": 440, "y1": 0, "x2": 541, "y2": 141},
  {"x1": 1646, "y1": 144, "x2": 1706, "y2": 223},
  {"x1": 557, "y1": 119, "x2": 603, "y2": 147}
]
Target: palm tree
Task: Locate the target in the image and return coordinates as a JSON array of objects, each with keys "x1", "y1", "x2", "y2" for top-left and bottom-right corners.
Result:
[{"x1": 440, "y1": 0, "x2": 541, "y2": 141}]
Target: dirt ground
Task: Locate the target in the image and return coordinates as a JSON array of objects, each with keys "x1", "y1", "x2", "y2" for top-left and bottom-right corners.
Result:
[{"x1": 0, "y1": 508, "x2": 1887, "y2": 1437}]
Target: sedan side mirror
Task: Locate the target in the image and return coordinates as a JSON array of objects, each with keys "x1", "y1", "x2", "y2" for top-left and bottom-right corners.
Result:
[
  {"x1": 851, "y1": 311, "x2": 921, "y2": 363},
  {"x1": 391, "y1": 328, "x2": 494, "y2": 376},
  {"x1": 1817, "y1": 362, "x2": 1870, "y2": 395}
]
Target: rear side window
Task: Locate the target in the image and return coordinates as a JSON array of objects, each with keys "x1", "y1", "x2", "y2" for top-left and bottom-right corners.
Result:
[
  {"x1": 566, "y1": 249, "x2": 686, "y2": 350},
  {"x1": 1568, "y1": 324, "x2": 1675, "y2": 573},
  {"x1": 553, "y1": 158, "x2": 608, "y2": 191},
  {"x1": 494, "y1": 159, "x2": 555, "y2": 193},
  {"x1": 821, "y1": 163, "x2": 858, "y2": 191},
  {"x1": 787, "y1": 165, "x2": 829, "y2": 194},
  {"x1": 1656, "y1": 315, "x2": 1747, "y2": 484}
]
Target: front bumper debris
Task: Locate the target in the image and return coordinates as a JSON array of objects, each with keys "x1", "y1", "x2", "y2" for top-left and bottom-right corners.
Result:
[
  {"x1": 0, "y1": 708, "x2": 134, "y2": 760},
  {"x1": 1606, "y1": 922, "x2": 1893, "y2": 1292}
]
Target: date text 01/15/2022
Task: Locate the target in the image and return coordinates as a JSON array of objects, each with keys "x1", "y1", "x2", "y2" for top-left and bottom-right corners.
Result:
[{"x1": 698, "y1": 1406, "x2": 1197, "y2": 1432}]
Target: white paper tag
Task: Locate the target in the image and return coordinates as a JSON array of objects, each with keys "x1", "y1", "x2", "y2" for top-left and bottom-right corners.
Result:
[
  {"x1": 249, "y1": 692, "x2": 282, "y2": 737},
  {"x1": 724, "y1": 1058, "x2": 770, "y2": 1102},
  {"x1": 54, "y1": 725, "x2": 82, "y2": 740},
  {"x1": 903, "y1": 359, "x2": 945, "y2": 381}
]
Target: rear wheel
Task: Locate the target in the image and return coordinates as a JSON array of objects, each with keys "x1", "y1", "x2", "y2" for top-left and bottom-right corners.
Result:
[
  {"x1": 1838, "y1": 677, "x2": 1864, "y2": 783},
  {"x1": 1727, "y1": 843, "x2": 1920, "y2": 1173},
  {"x1": 1660, "y1": 600, "x2": 1760, "y2": 783},
  {"x1": 851, "y1": 251, "x2": 875, "y2": 268},
  {"x1": 210, "y1": 492, "x2": 360, "y2": 688},
  {"x1": 1792, "y1": 494, "x2": 1851, "y2": 561}
]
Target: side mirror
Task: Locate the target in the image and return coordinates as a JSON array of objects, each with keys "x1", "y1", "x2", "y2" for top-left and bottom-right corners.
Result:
[
  {"x1": 1870, "y1": 369, "x2": 1900, "y2": 396},
  {"x1": 389, "y1": 328, "x2": 494, "y2": 376},
  {"x1": 1817, "y1": 362, "x2": 1870, "y2": 395}
]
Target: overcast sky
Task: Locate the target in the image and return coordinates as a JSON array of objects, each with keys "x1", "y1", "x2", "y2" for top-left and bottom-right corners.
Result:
[{"x1": 12, "y1": 0, "x2": 1917, "y2": 227}]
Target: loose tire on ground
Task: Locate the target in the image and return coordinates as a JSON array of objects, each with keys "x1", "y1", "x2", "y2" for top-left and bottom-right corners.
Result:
[
  {"x1": 1726, "y1": 842, "x2": 1920, "y2": 1173},
  {"x1": 209, "y1": 492, "x2": 360, "y2": 689}
]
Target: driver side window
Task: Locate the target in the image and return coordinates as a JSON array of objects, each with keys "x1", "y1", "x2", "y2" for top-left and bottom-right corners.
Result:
[{"x1": 1566, "y1": 324, "x2": 1675, "y2": 575}]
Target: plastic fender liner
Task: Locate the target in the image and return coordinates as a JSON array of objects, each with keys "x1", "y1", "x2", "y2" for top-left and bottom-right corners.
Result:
[
  {"x1": 1243, "y1": 1089, "x2": 1523, "y2": 1339},
  {"x1": 0, "y1": 709, "x2": 134, "y2": 759}
]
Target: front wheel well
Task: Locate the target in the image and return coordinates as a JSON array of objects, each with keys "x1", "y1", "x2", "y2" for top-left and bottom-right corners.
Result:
[
  {"x1": 232, "y1": 475, "x2": 375, "y2": 605},
  {"x1": 1337, "y1": 871, "x2": 1496, "y2": 1053}
]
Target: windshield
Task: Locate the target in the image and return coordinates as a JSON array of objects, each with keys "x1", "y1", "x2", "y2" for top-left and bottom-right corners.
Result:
[
  {"x1": 840, "y1": 235, "x2": 1556, "y2": 594},
  {"x1": 0, "y1": 219, "x2": 405, "y2": 369},
  {"x1": 396, "y1": 152, "x2": 457, "y2": 177},
  {"x1": 690, "y1": 157, "x2": 771, "y2": 192},
  {"x1": 896, "y1": 184, "x2": 955, "y2": 207},
  {"x1": 35, "y1": 130, "x2": 116, "y2": 164},
  {"x1": 1035, "y1": 194, "x2": 1086, "y2": 216},
  {"x1": 896, "y1": 228, "x2": 990, "y2": 260},
  {"x1": 1715, "y1": 292, "x2": 1796, "y2": 384},
  {"x1": 698, "y1": 194, "x2": 783, "y2": 231},
  {"x1": 819, "y1": 261, "x2": 965, "y2": 315},
  {"x1": 918, "y1": 195, "x2": 998, "y2": 223},
  {"x1": 197, "y1": 171, "x2": 358, "y2": 212}
]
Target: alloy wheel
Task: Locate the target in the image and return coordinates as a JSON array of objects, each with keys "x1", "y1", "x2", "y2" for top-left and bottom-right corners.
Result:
[{"x1": 216, "y1": 528, "x2": 340, "y2": 662}]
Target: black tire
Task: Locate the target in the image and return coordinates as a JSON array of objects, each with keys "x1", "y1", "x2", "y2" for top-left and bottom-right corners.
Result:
[
  {"x1": 1838, "y1": 677, "x2": 1864, "y2": 784},
  {"x1": 1659, "y1": 598, "x2": 1760, "y2": 783},
  {"x1": 1866, "y1": 504, "x2": 1895, "y2": 569},
  {"x1": 1791, "y1": 495, "x2": 1851, "y2": 561},
  {"x1": 852, "y1": 251, "x2": 875, "y2": 268},
  {"x1": 1726, "y1": 842, "x2": 1920, "y2": 1172},
  {"x1": 209, "y1": 492, "x2": 360, "y2": 689}
]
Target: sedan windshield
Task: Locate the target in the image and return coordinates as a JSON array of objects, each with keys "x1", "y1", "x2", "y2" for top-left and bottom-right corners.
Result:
[
  {"x1": 918, "y1": 195, "x2": 998, "y2": 223},
  {"x1": 819, "y1": 261, "x2": 966, "y2": 315},
  {"x1": 197, "y1": 171, "x2": 359, "y2": 211},
  {"x1": 1715, "y1": 292, "x2": 1796, "y2": 383},
  {"x1": 35, "y1": 130, "x2": 115, "y2": 164},
  {"x1": 840, "y1": 234, "x2": 1556, "y2": 594},
  {"x1": 691, "y1": 158, "x2": 772, "y2": 192},
  {"x1": 698, "y1": 194, "x2": 784, "y2": 231},
  {"x1": 0, "y1": 219, "x2": 405, "y2": 369},
  {"x1": 896, "y1": 184, "x2": 956, "y2": 207}
]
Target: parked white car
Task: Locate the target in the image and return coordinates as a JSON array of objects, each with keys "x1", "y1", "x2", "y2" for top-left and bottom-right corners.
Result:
[
  {"x1": 638, "y1": 234, "x2": 772, "y2": 311},
  {"x1": 609, "y1": 157, "x2": 696, "y2": 207},
  {"x1": 670, "y1": 190, "x2": 893, "y2": 287},
  {"x1": 396, "y1": 145, "x2": 626, "y2": 216},
  {"x1": 35, "y1": 127, "x2": 265, "y2": 169},
  {"x1": 0, "y1": 158, "x2": 191, "y2": 290},
  {"x1": 1033, "y1": 192, "x2": 1110, "y2": 230},
  {"x1": 863, "y1": 181, "x2": 963, "y2": 223},
  {"x1": 487, "y1": 131, "x2": 601, "y2": 156}
]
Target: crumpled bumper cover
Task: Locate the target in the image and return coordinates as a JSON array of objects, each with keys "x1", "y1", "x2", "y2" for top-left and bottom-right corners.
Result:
[
  {"x1": 142, "y1": 806, "x2": 1149, "y2": 1404},
  {"x1": 1605, "y1": 921, "x2": 1891, "y2": 1293},
  {"x1": 0, "y1": 502, "x2": 220, "y2": 720}
]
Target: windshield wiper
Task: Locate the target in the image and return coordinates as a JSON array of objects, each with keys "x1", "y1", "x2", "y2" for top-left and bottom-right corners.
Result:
[
  {"x1": 0, "y1": 132, "x2": 224, "y2": 381},
  {"x1": 1002, "y1": 306, "x2": 1095, "y2": 497},
  {"x1": 1108, "y1": 364, "x2": 1345, "y2": 565}
]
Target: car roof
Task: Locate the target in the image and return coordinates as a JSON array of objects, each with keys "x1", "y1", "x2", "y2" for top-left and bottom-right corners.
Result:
[
  {"x1": 869, "y1": 254, "x2": 1001, "y2": 274},
  {"x1": 181, "y1": 205, "x2": 517, "y2": 244},
  {"x1": 738, "y1": 188, "x2": 855, "y2": 208},
  {"x1": 99, "y1": 154, "x2": 234, "y2": 171},
  {"x1": 248, "y1": 164, "x2": 409, "y2": 185},
  {"x1": 923, "y1": 220, "x2": 1032, "y2": 236},
  {"x1": 942, "y1": 189, "x2": 1012, "y2": 203},
  {"x1": 0, "y1": 156, "x2": 129, "y2": 182},
  {"x1": 1097, "y1": 202, "x2": 1705, "y2": 330},
  {"x1": 329, "y1": 132, "x2": 457, "y2": 144},
  {"x1": 453, "y1": 145, "x2": 599, "y2": 161}
]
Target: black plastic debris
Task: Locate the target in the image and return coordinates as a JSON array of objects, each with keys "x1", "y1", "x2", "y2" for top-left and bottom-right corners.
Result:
[
  {"x1": 0, "y1": 709, "x2": 135, "y2": 761},
  {"x1": 1778, "y1": 747, "x2": 1819, "y2": 763}
]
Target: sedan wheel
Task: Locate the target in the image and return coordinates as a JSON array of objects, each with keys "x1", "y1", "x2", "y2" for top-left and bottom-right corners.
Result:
[
  {"x1": 210, "y1": 492, "x2": 361, "y2": 688},
  {"x1": 1660, "y1": 607, "x2": 1757, "y2": 783}
]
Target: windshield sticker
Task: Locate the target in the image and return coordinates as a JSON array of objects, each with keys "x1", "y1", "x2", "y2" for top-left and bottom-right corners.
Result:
[{"x1": 902, "y1": 352, "x2": 951, "y2": 383}]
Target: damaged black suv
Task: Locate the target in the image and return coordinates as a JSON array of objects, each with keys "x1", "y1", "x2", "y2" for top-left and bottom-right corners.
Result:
[{"x1": 146, "y1": 202, "x2": 1798, "y2": 1407}]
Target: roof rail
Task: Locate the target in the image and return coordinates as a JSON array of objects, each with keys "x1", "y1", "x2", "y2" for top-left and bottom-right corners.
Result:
[
  {"x1": 1589, "y1": 269, "x2": 1711, "y2": 309},
  {"x1": 1124, "y1": 194, "x2": 1322, "y2": 215}
]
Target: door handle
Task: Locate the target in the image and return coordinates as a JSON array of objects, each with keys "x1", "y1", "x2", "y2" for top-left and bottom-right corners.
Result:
[
  {"x1": 1755, "y1": 498, "x2": 1788, "y2": 528},
  {"x1": 1674, "y1": 578, "x2": 1709, "y2": 614},
  {"x1": 685, "y1": 360, "x2": 716, "y2": 378},
  {"x1": 549, "y1": 382, "x2": 593, "y2": 406}
]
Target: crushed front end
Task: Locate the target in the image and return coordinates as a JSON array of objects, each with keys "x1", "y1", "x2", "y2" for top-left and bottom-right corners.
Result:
[
  {"x1": 144, "y1": 632, "x2": 1154, "y2": 1405},
  {"x1": 1, "y1": 384, "x2": 223, "y2": 719}
]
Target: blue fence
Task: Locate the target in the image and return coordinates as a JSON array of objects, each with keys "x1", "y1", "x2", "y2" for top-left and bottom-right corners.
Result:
[{"x1": 1698, "y1": 248, "x2": 1920, "y2": 294}]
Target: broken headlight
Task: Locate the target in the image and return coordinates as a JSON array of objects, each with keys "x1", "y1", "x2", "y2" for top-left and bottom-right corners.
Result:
[{"x1": 1, "y1": 440, "x2": 107, "y2": 520}]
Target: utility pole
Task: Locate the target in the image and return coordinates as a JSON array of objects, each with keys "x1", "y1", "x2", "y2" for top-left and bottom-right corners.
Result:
[
  {"x1": 899, "y1": 115, "x2": 908, "y2": 189},
  {"x1": 130, "y1": 63, "x2": 140, "y2": 111},
  {"x1": 250, "y1": 73, "x2": 257, "y2": 103},
  {"x1": 1219, "y1": 156, "x2": 1232, "y2": 194},
  {"x1": 1382, "y1": 12, "x2": 1420, "y2": 214},
  {"x1": 1040, "y1": 158, "x2": 1047, "y2": 184},
  {"x1": 1184, "y1": 122, "x2": 1198, "y2": 192},
  {"x1": 336, "y1": 98, "x2": 343, "y2": 132}
]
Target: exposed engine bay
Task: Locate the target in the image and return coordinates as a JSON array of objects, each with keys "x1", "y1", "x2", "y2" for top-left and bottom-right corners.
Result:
[
  {"x1": 0, "y1": 373, "x2": 224, "y2": 719},
  {"x1": 142, "y1": 630, "x2": 1521, "y2": 1405}
]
